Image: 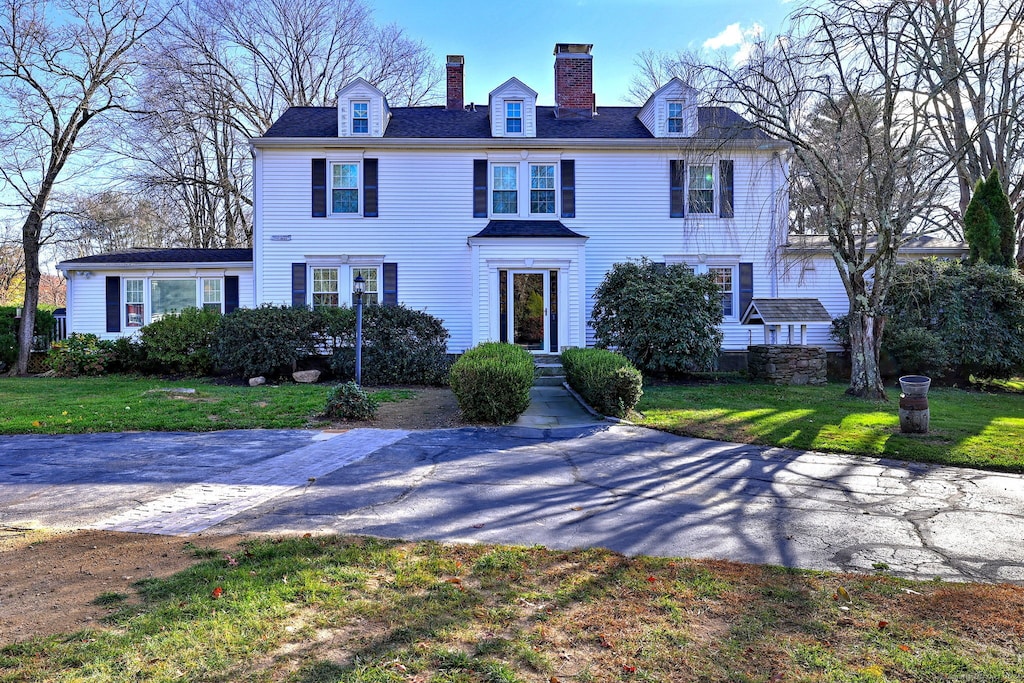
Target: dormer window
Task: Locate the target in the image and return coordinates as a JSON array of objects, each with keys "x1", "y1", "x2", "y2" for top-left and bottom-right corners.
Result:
[
  {"x1": 505, "y1": 101, "x2": 523, "y2": 134},
  {"x1": 351, "y1": 102, "x2": 369, "y2": 134},
  {"x1": 668, "y1": 101, "x2": 685, "y2": 133}
]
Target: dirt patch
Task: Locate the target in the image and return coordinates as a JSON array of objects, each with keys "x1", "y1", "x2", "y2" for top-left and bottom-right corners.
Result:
[
  {"x1": 324, "y1": 386, "x2": 471, "y2": 430},
  {"x1": 0, "y1": 528, "x2": 244, "y2": 643}
]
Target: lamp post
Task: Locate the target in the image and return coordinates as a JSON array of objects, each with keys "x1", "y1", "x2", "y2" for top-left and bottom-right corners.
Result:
[{"x1": 353, "y1": 274, "x2": 365, "y2": 386}]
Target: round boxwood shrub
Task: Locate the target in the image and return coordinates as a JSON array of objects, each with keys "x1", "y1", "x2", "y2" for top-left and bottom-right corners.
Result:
[
  {"x1": 139, "y1": 307, "x2": 222, "y2": 375},
  {"x1": 448, "y1": 342, "x2": 533, "y2": 424},
  {"x1": 213, "y1": 304, "x2": 325, "y2": 379}
]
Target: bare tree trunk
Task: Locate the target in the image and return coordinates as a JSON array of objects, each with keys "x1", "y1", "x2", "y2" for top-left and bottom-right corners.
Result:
[
  {"x1": 13, "y1": 214, "x2": 42, "y2": 375},
  {"x1": 847, "y1": 310, "x2": 886, "y2": 399}
]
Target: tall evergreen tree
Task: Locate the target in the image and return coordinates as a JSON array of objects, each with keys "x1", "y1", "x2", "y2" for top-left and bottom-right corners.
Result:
[{"x1": 965, "y1": 170, "x2": 1017, "y2": 267}]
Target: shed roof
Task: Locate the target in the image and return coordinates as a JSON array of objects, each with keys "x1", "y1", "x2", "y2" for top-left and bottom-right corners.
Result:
[
  {"x1": 741, "y1": 298, "x2": 833, "y2": 325},
  {"x1": 58, "y1": 248, "x2": 253, "y2": 267}
]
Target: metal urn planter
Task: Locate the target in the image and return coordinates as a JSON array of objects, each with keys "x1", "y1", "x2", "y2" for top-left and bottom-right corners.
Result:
[{"x1": 898, "y1": 375, "x2": 931, "y2": 434}]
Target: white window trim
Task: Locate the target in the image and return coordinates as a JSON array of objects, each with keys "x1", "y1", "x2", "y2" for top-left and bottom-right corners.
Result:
[
  {"x1": 663, "y1": 256, "x2": 739, "y2": 321},
  {"x1": 504, "y1": 100, "x2": 524, "y2": 136},
  {"x1": 528, "y1": 162, "x2": 558, "y2": 217},
  {"x1": 351, "y1": 101, "x2": 370, "y2": 135},
  {"x1": 329, "y1": 160, "x2": 362, "y2": 217},
  {"x1": 687, "y1": 162, "x2": 717, "y2": 216},
  {"x1": 123, "y1": 277, "x2": 226, "y2": 328},
  {"x1": 667, "y1": 100, "x2": 685, "y2": 134},
  {"x1": 489, "y1": 158, "x2": 560, "y2": 218},
  {"x1": 305, "y1": 261, "x2": 382, "y2": 308}
]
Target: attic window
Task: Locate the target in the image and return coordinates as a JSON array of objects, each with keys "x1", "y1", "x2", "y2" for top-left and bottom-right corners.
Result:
[
  {"x1": 352, "y1": 102, "x2": 369, "y2": 134},
  {"x1": 505, "y1": 101, "x2": 523, "y2": 134},
  {"x1": 668, "y1": 101, "x2": 685, "y2": 133}
]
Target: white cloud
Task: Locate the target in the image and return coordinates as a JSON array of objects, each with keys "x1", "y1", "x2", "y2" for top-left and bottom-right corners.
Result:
[{"x1": 703, "y1": 22, "x2": 765, "y2": 65}]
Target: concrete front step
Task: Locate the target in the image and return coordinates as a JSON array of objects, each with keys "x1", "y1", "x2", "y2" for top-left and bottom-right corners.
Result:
[
  {"x1": 534, "y1": 363, "x2": 564, "y2": 377},
  {"x1": 534, "y1": 374, "x2": 566, "y2": 387},
  {"x1": 532, "y1": 353, "x2": 562, "y2": 364}
]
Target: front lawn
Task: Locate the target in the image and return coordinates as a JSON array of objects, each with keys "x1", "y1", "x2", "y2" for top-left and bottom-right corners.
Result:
[
  {"x1": 3, "y1": 535, "x2": 1022, "y2": 682},
  {"x1": 0, "y1": 376, "x2": 335, "y2": 433},
  {"x1": 636, "y1": 382, "x2": 1024, "y2": 472}
]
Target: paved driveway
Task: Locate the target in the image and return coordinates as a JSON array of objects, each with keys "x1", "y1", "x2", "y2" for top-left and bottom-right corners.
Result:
[{"x1": 2, "y1": 425, "x2": 1023, "y2": 583}]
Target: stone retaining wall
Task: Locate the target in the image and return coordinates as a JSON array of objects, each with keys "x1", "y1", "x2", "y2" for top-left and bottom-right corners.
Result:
[{"x1": 747, "y1": 345, "x2": 828, "y2": 386}]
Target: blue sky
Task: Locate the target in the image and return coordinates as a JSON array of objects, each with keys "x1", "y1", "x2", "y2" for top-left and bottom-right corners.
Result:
[{"x1": 371, "y1": 0, "x2": 794, "y2": 105}]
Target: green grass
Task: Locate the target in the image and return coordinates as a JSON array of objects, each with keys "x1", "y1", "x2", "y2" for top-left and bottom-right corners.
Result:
[
  {"x1": 3, "y1": 536, "x2": 1022, "y2": 682},
  {"x1": 0, "y1": 376, "x2": 415, "y2": 434},
  {"x1": 636, "y1": 381, "x2": 1024, "y2": 472}
]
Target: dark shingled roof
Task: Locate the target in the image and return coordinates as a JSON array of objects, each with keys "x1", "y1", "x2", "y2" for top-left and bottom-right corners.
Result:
[
  {"x1": 741, "y1": 298, "x2": 833, "y2": 325},
  {"x1": 61, "y1": 248, "x2": 253, "y2": 265},
  {"x1": 262, "y1": 105, "x2": 766, "y2": 140},
  {"x1": 471, "y1": 220, "x2": 587, "y2": 239}
]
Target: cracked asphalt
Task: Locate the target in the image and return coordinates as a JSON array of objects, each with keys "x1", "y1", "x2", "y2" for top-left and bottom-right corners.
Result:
[{"x1": 3, "y1": 424, "x2": 1023, "y2": 583}]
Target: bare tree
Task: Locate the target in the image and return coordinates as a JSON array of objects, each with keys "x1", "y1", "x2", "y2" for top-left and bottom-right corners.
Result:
[
  {"x1": 902, "y1": 0, "x2": 1024, "y2": 266},
  {"x1": 124, "y1": 0, "x2": 441, "y2": 249},
  {"x1": 701, "y1": 1, "x2": 962, "y2": 398},
  {"x1": 627, "y1": 49, "x2": 714, "y2": 104},
  {"x1": 0, "y1": 0, "x2": 162, "y2": 375},
  {"x1": 0, "y1": 233, "x2": 24, "y2": 305},
  {"x1": 52, "y1": 190, "x2": 182, "y2": 261}
]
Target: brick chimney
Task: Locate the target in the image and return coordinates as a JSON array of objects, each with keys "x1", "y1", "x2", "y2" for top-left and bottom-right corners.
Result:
[
  {"x1": 446, "y1": 55, "x2": 464, "y2": 111},
  {"x1": 554, "y1": 43, "x2": 594, "y2": 118}
]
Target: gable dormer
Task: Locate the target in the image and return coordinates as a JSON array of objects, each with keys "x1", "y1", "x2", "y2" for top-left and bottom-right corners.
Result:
[
  {"x1": 638, "y1": 77, "x2": 699, "y2": 138},
  {"x1": 337, "y1": 78, "x2": 391, "y2": 138},
  {"x1": 488, "y1": 77, "x2": 538, "y2": 138}
]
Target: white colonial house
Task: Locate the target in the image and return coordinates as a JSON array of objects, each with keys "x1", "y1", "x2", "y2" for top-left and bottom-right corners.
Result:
[{"x1": 59, "y1": 44, "x2": 963, "y2": 361}]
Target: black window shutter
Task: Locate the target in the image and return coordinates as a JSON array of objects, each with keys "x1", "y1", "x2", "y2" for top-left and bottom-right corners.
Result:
[
  {"x1": 739, "y1": 263, "x2": 754, "y2": 320},
  {"x1": 224, "y1": 276, "x2": 239, "y2": 314},
  {"x1": 363, "y1": 158, "x2": 378, "y2": 217},
  {"x1": 312, "y1": 159, "x2": 327, "y2": 217},
  {"x1": 560, "y1": 159, "x2": 575, "y2": 218},
  {"x1": 670, "y1": 160, "x2": 685, "y2": 218},
  {"x1": 291, "y1": 263, "x2": 307, "y2": 308},
  {"x1": 105, "y1": 276, "x2": 121, "y2": 333},
  {"x1": 382, "y1": 262, "x2": 398, "y2": 305},
  {"x1": 473, "y1": 159, "x2": 488, "y2": 217},
  {"x1": 719, "y1": 159, "x2": 735, "y2": 218},
  {"x1": 498, "y1": 269, "x2": 508, "y2": 343},
  {"x1": 549, "y1": 270, "x2": 559, "y2": 352}
]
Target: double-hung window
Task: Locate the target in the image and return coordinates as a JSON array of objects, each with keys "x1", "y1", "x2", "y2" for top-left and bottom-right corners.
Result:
[
  {"x1": 351, "y1": 102, "x2": 369, "y2": 134},
  {"x1": 530, "y1": 164, "x2": 556, "y2": 214},
  {"x1": 202, "y1": 278, "x2": 222, "y2": 312},
  {"x1": 331, "y1": 162, "x2": 360, "y2": 214},
  {"x1": 352, "y1": 267, "x2": 379, "y2": 304},
  {"x1": 505, "y1": 101, "x2": 523, "y2": 134},
  {"x1": 708, "y1": 266, "x2": 735, "y2": 318},
  {"x1": 125, "y1": 279, "x2": 145, "y2": 328},
  {"x1": 312, "y1": 267, "x2": 340, "y2": 308},
  {"x1": 668, "y1": 101, "x2": 685, "y2": 133},
  {"x1": 689, "y1": 164, "x2": 715, "y2": 214},
  {"x1": 492, "y1": 164, "x2": 518, "y2": 214}
]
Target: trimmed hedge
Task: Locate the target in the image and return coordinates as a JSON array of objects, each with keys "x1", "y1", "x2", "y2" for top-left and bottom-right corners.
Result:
[
  {"x1": 212, "y1": 305, "x2": 325, "y2": 379},
  {"x1": 561, "y1": 347, "x2": 643, "y2": 418},
  {"x1": 449, "y1": 342, "x2": 533, "y2": 424}
]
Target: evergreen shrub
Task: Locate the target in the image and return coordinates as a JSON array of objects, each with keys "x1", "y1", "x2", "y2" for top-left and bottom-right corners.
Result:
[
  {"x1": 448, "y1": 342, "x2": 533, "y2": 424},
  {"x1": 47, "y1": 333, "x2": 112, "y2": 376},
  {"x1": 139, "y1": 307, "x2": 222, "y2": 375},
  {"x1": 213, "y1": 305, "x2": 325, "y2": 379},
  {"x1": 561, "y1": 347, "x2": 643, "y2": 418},
  {"x1": 323, "y1": 381, "x2": 378, "y2": 421}
]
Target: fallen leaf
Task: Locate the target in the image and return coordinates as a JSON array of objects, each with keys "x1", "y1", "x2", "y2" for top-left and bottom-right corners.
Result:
[
  {"x1": 571, "y1": 506, "x2": 584, "y2": 511},
  {"x1": 550, "y1": 678, "x2": 561, "y2": 683},
  {"x1": 211, "y1": 586, "x2": 224, "y2": 599},
  {"x1": 877, "y1": 620, "x2": 889, "y2": 630},
  {"x1": 472, "y1": 523, "x2": 485, "y2": 528},
  {"x1": 898, "y1": 644, "x2": 911, "y2": 652},
  {"x1": 598, "y1": 633, "x2": 613, "y2": 649},
  {"x1": 303, "y1": 532, "x2": 312, "y2": 538},
  {"x1": 837, "y1": 586, "x2": 852, "y2": 603},
  {"x1": 837, "y1": 617, "x2": 854, "y2": 626},
  {"x1": 623, "y1": 664, "x2": 637, "y2": 673},
  {"x1": 646, "y1": 576, "x2": 657, "y2": 583}
]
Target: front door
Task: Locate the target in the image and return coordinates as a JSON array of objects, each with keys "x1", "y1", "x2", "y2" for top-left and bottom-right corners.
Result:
[{"x1": 500, "y1": 270, "x2": 557, "y2": 353}]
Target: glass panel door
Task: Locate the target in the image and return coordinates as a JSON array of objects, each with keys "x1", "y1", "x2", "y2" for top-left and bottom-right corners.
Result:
[{"x1": 512, "y1": 272, "x2": 545, "y2": 351}]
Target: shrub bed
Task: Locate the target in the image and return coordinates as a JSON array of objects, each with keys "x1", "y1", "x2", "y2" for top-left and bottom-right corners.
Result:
[
  {"x1": 139, "y1": 307, "x2": 222, "y2": 375},
  {"x1": 561, "y1": 347, "x2": 643, "y2": 418},
  {"x1": 448, "y1": 342, "x2": 533, "y2": 424},
  {"x1": 47, "y1": 333, "x2": 112, "y2": 377},
  {"x1": 213, "y1": 305, "x2": 325, "y2": 379},
  {"x1": 329, "y1": 304, "x2": 451, "y2": 386}
]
